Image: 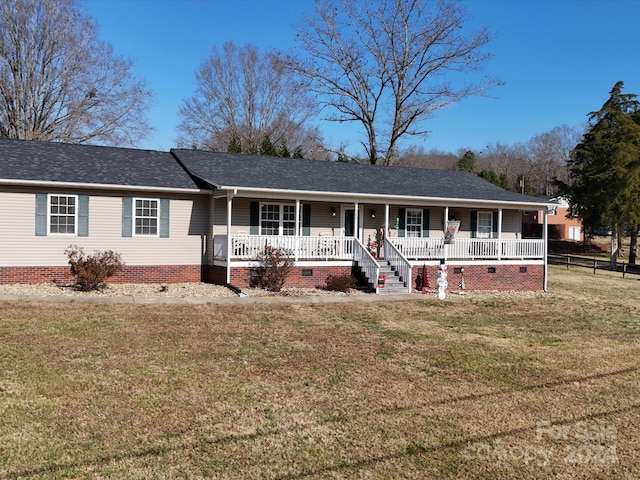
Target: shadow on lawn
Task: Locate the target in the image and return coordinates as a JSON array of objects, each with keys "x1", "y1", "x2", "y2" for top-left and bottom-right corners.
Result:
[{"x1": 8, "y1": 367, "x2": 639, "y2": 479}]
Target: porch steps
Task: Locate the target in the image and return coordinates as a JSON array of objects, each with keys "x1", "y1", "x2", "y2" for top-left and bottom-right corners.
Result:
[{"x1": 375, "y1": 262, "x2": 410, "y2": 294}]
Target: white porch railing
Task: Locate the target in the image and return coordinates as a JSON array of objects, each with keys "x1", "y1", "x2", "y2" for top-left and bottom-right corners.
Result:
[
  {"x1": 216, "y1": 234, "x2": 355, "y2": 260},
  {"x1": 215, "y1": 235, "x2": 544, "y2": 262},
  {"x1": 390, "y1": 237, "x2": 544, "y2": 260},
  {"x1": 353, "y1": 237, "x2": 380, "y2": 293},
  {"x1": 384, "y1": 238, "x2": 412, "y2": 293}
]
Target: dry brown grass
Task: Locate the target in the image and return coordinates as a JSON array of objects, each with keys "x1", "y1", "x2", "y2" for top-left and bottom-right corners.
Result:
[{"x1": 1, "y1": 266, "x2": 639, "y2": 479}]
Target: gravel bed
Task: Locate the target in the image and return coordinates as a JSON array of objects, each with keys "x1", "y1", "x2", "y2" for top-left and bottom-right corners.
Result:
[{"x1": 0, "y1": 282, "x2": 363, "y2": 298}]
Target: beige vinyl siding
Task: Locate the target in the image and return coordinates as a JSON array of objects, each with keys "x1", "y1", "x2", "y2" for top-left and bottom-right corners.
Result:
[
  {"x1": 0, "y1": 190, "x2": 208, "y2": 267},
  {"x1": 501, "y1": 210, "x2": 521, "y2": 238}
]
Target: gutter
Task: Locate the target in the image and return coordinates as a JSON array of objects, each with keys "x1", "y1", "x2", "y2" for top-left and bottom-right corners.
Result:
[{"x1": 0, "y1": 178, "x2": 209, "y2": 195}]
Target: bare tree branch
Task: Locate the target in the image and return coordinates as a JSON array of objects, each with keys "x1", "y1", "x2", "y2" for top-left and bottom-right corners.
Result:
[
  {"x1": 287, "y1": 0, "x2": 500, "y2": 164},
  {"x1": 0, "y1": 0, "x2": 152, "y2": 146},
  {"x1": 177, "y1": 42, "x2": 327, "y2": 159}
]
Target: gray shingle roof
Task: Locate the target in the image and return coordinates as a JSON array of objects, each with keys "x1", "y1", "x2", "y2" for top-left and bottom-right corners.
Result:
[
  {"x1": 0, "y1": 138, "x2": 200, "y2": 190},
  {"x1": 172, "y1": 149, "x2": 550, "y2": 205}
]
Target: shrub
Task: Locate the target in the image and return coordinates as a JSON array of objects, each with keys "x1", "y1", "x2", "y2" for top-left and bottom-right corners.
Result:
[
  {"x1": 251, "y1": 246, "x2": 294, "y2": 292},
  {"x1": 65, "y1": 245, "x2": 124, "y2": 291},
  {"x1": 324, "y1": 274, "x2": 357, "y2": 292}
]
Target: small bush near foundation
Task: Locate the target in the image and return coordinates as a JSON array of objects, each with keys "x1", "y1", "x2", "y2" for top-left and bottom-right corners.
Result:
[
  {"x1": 252, "y1": 246, "x2": 294, "y2": 292},
  {"x1": 65, "y1": 245, "x2": 124, "y2": 291},
  {"x1": 324, "y1": 274, "x2": 357, "y2": 292}
]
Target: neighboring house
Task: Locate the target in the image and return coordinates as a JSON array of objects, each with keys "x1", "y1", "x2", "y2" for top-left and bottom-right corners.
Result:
[
  {"x1": 522, "y1": 197, "x2": 584, "y2": 242},
  {"x1": 0, "y1": 138, "x2": 556, "y2": 293}
]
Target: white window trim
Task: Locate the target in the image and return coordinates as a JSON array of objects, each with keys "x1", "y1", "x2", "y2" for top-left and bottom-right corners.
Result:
[
  {"x1": 133, "y1": 197, "x2": 160, "y2": 237},
  {"x1": 260, "y1": 202, "x2": 297, "y2": 236},
  {"x1": 405, "y1": 209, "x2": 422, "y2": 238},
  {"x1": 477, "y1": 211, "x2": 493, "y2": 239},
  {"x1": 48, "y1": 194, "x2": 78, "y2": 236}
]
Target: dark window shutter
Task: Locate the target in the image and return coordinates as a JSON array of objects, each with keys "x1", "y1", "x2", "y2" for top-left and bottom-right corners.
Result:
[
  {"x1": 302, "y1": 204, "x2": 311, "y2": 236},
  {"x1": 422, "y1": 209, "x2": 430, "y2": 238},
  {"x1": 78, "y1": 195, "x2": 89, "y2": 237},
  {"x1": 160, "y1": 198, "x2": 170, "y2": 238},
  {"x1": 492, "y1": 211, "x2": 499, "y2": 238},
  {"x1": 122, "y1": 197, "x2": 132, "y2": 237},
  {"x1": 398, "y1": 208, "x2": 406, "y2": 237},
  {"x1": 470, "y1": 210, "x2": 477, "y2": 239},
  {"x1": 35, "y1": 193, "x2": 47, "y2": 236},
  {"x1": 250, "y1": 201, "x2": 259, "y2": 235}
]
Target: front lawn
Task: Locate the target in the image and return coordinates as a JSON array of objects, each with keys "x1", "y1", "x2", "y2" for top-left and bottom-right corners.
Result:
[{"x1": 1, "y1": 266, "x2": 638, "y2": 479}]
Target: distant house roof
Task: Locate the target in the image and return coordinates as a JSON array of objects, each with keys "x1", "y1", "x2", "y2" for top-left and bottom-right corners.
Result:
[
  {"x1": 0, "y1": 138, "x2": 201, "y2": 191},
  {"x1": 172, "y1": 149, "x2": 552, "y2": 207}
]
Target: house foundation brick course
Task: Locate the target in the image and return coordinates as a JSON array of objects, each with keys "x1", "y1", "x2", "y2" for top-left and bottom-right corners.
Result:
[
  {"x1": 0, "y1": 265, "x2": 202, "y2": 285},
  {"x1": 412, "y1": 264, "x2": 544, "y2": 292}
]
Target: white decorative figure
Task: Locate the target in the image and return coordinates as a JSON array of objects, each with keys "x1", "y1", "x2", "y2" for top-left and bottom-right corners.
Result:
[
  {"x1": 459, "y1": 267, "x2": 465, "y2": 295},
  {"x1": 436, "y1": 263, "x2": 448, "y2": 300}
]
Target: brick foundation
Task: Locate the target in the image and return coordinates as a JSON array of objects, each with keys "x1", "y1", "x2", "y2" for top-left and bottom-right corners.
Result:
[
  {"x1": 412, "y1": 264, "x2": 544, "y2": 292},
  {"x1": 228, "y1": 265, "x2": 353, "y2": 290},
  {"x1": 0, "y1": 265, "x2": 202, "y2": 285}
]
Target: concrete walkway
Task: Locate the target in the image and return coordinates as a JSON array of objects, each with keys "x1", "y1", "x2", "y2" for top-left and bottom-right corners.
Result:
[{"x1": 0, "y1": 292, "x2": 427, "y2": 305}]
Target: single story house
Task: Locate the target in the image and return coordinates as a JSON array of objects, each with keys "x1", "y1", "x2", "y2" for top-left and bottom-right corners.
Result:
[{"x1": 0, "y1": 138, "x2": 556, "y2": 293}]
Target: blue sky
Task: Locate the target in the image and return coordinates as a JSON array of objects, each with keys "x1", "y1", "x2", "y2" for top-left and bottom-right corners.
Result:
[{"x1": 84, "y1": 0, "x2": 640, "y2": 156}]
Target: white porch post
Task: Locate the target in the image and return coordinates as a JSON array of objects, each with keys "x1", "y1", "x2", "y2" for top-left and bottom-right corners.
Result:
[
  {"x1": 207, "y1": 195, "x2": 215, "y2": 264},
  {"x1": 497, "y1": 208, "x2": 503, "y2": 260},
  {"x1": 354, "y1": 201, "x2": 359, "y2": 241},
  {"x1": 295, "y1": 199, "x2": 300, "y2": 261},
  {"x1": 385, "y1": 203, "x2": 390, "y2": 238},
  {"x1": 226, "y1": 194, "x2": 233, "y2": 284},
  {"x1": 543, "y1": 207, "x2": 549, "y2": 292},
  {"x1": 444, "y1": 206, "x2": 449, "y2": 261}
]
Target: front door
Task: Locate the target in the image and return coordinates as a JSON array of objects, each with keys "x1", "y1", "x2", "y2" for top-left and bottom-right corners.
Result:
[{"x1": 343, "y1": 208, "x2": 355, "y2": 236}]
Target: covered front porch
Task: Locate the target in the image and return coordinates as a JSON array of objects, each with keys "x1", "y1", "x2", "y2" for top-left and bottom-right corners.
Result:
[{"x1": 214, "y1": 234, "x2": 545, "y2": 262}]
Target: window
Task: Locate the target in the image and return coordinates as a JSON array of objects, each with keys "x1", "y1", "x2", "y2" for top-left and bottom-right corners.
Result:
[
  {"x1": 134, "y1": 198, "x2": 159, "y2": 236},
  {"x1": 477, "y1": 211, "x2": 493, "y2": 239},
  {"x1": 260, "y1": 203, "x2": 296, "y2": 235},
  {"x1": 406, "y1": 209, "x2": 422, "y2": 237},
  {"x1": 49, "y1": 195, "x2": 77, "y2": 234}
]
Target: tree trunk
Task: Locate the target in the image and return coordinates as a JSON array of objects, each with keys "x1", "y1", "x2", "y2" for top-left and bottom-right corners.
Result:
[{"x1": 629, "y1": 225, "x2": 639, "y2": 265}]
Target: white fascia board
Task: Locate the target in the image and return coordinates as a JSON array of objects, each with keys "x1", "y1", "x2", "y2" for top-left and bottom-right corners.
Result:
[
  {"x1": 218, "y1": 185, "x2": 555, "y2": 209},
  {"x1": 0, "y1": 178, "x2": 209, "y2": 195}
]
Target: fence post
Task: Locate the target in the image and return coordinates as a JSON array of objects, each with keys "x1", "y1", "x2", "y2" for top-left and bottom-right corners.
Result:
[
  {"x1": 593, "y1": 257, "x2": 597, "y2": 274},
  {"x1": 567, "y1": 255, "x2": 570, "y2": 270},
  {"x1": 623, "y1": 262, "x2": 627, "y2": 278}
]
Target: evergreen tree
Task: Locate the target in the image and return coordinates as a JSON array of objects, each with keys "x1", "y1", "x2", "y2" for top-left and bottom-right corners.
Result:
[
  {"x1": 259, "y1": 135, "x2": 277, "y2": 156},
  {"x1": 479, "y1": 169, "x2": 512, "y2": 191},
  {"x1": 279, "y1": 141, "x2": 291, "y2": 158},
  {"x1": 558, "y1": 81, "x2": 640, "y2": 264},
  {"x1": 227, "y1": 135, "x2": 242, "y2": 153},
  {"x1": 457, "y1": 151, "x2": 476, "y2": 172},
  {"x1": 293, "y1": 146, "x2": 304, "y2": 159}
]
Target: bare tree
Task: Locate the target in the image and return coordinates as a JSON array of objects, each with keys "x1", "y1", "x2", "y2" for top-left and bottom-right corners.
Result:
[
  {"x1": 288, "y1": 0, "x2": 498, "y2": 165},
  {"x1": 0, "y1": 0, "x2": 152, "y2": 145},
  {"x1": 526, "y1": 125, "x2": 582, "y2": 196},
  {"x1": 177, "y1": 42, "x2": 325, "y2": 158}
]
